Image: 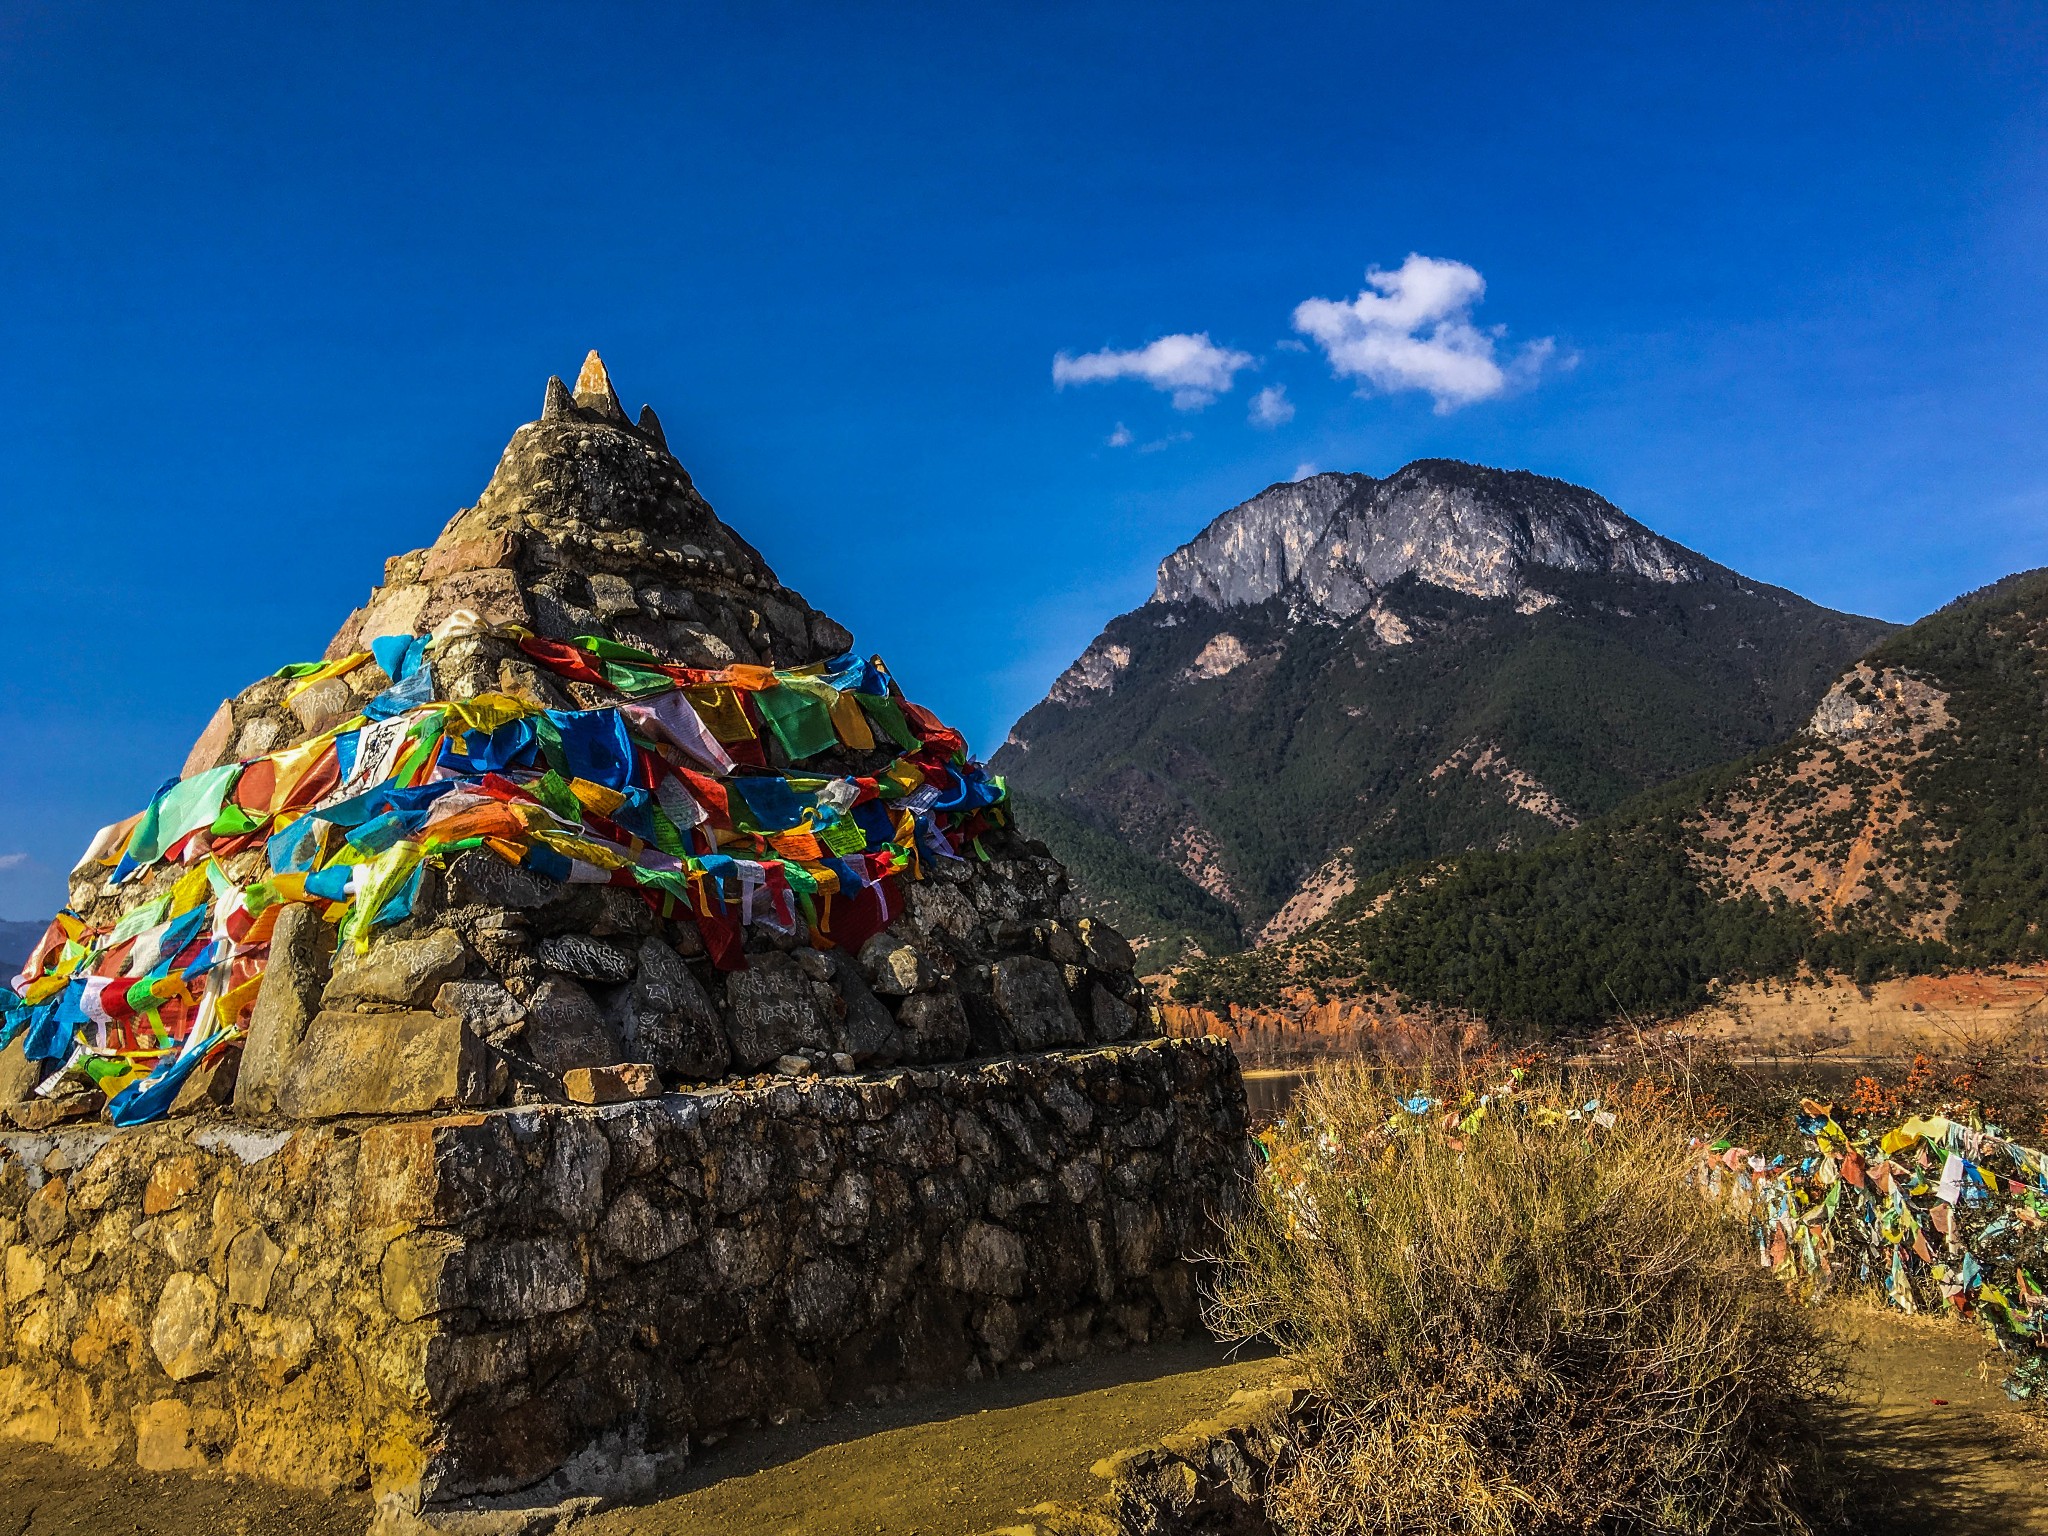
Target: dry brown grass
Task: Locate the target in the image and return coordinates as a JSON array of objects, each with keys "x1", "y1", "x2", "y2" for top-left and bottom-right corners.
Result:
[{"x1": 1207, "y1": 1064, "x2": 1846, "y2": 1535}]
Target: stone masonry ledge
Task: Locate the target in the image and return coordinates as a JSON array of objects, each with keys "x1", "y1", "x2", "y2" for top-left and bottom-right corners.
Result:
[{"x1": 0, "y1": 1036, "x2": 1251, "y2": 1532}]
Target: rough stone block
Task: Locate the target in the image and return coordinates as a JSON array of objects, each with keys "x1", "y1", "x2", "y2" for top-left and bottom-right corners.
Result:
[
  {"x1": 536, "y1": 933, "x2": 636, "y2": 984},
  {"x1": 357, "y1": 581, "x2": 429, "y2": 642},
  {"x1": 724, "y1": 952, "x2": 833, "y2": 1069},
  {"x1": 1078, "y1": 918, "x2": 1136, "y2": 974},
  {"x1": 563, "y1": 1063, "x2": 661, "y2": 1104},
  {"x1": 991, "y1": 956, "x2": 1085, "y2": 1049},
  {"x1": 828, "y1": 951, "x2": 906, "y2": 1065},
  {"x1": 6, "y1": 1094, "x2": 98, "y2": 1130},
  {"x1": 132, "y1": 1398, "x2": 209, "y2": 1472},
  {"x1": 946, "y1": 1220, "x2": 1027, "y2": 1298},
  {"x1": 898, "y1": 988, "x2": 971, "y2": 1062},
  {"x1": 421, "y1": 530, "x2": 517, "y2": 583},
  {"x1": 0, "y1": 1039, "x2": 48, "y2": 1105},
  {"x1": 226, "y1": 1227, "x2": 282, "y2": 1309},
  {"x1": 444, "y1": 848, "x2": 563, "y2": 909},
  {"x1": 150, "y1": 1272, "x2": 221, "y2": 1381},
  {"x1": 587, "y1": 572, "x2": 639, "y2": 618},
  {"x1": 433, "y1": 978, "x2": 526, "y2": 1040},
  {"x1": 858, "y1": 933, "x2": 931, "y2": 996},
  {"x1": 1090, "y1": 985, "x2": 1139, "y2": 1044},
  {"x1": 324, "y1": 927, "x2": 470, "y2": 1010},
  {"x1": 603, "y1": 938, "x2": 729, "y2": 1079},
  {"x1": 526, "y1": 977, "x2": 623, "y2": 1079},
  {"x1": 179, "y1": 699, "x2": 235, "y2": 779},
  {"x1": 276, "y1": 1009, "x2": 490, "y2": 1118},
  {"x1": 236, "y1": 901, "x2": 336, "y2": 1116},
  {"x1": 168, "y1": 1046, "x2": 240, "y2": 1116},
  {"x1": 420, "y1": 565, "x2": 531, "y2": 634},
  {"x1": 286, "y1": 675, "x2": 353, "y2": 735}
]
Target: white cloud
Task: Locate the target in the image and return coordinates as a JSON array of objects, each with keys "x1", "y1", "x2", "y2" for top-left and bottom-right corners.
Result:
[
  {"x1": 1106, "y1": 422, "x2": 1133, "y2": 447},
  {"x1": 1248, "y1": 385, "x2": 1294, "y2": 428},
  {"x1": 1292, "y1": 462, "x2": 1320, "y2": 481},
  {"x1": 1052, "y1": 332, "x2": 1255, "y2": 411},
  {"x1": 1292, "y1": 253, "x2": 1554, "y2": 413},
  {"x1": 1137, "y1": 431, "x2": 1193, "y2": 454},
  {"x1": 1273, "y1": 338, "x2": 1308, "y2": 353},
  {"x1": 0, "y1": 853, "x2": 27, "y2": 870}
]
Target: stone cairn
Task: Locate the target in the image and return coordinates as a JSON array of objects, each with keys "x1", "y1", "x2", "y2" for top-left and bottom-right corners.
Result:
[
  {"x1": 0, "y1": 356, "x2": 1249, "y2": 1526},
  {"x1": 5, "y1": 352, "x2": 1151, "y2": 1125}
]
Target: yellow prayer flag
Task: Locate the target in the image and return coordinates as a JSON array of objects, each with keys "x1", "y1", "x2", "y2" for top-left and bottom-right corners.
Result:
[
  {"x1": 829, "y1": 691, "x2": 876, "y2": 751},
  {"x1": 284, "y1": 651, "x2": 371, "y2": 702}
]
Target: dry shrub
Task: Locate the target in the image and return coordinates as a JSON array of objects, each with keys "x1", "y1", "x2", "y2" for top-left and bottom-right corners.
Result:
[{"x1": 1207, "y1": 1063, "x2": 1845, "y2": 1535}]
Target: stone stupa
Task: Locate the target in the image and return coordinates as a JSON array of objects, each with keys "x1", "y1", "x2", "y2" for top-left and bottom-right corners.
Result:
[
  {"x1": 14, "y1": 351, "x2": 1151, "y2": 1126},
  {"x1": 0, "y1": 356, "x2": 1248, "y2": 1530}
]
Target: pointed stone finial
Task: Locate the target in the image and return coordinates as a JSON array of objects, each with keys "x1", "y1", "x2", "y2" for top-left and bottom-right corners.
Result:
[
  {"x1": 542, "y1": 376, "x2": 573, "y2": 421},
  {"x1": 573, "y1": 350, "x2": 627, "y2": 423},
  {"x1": 637, "y1": 404, "x2": 668, "y2": 449}
]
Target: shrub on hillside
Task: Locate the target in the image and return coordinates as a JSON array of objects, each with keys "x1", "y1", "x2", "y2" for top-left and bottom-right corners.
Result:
[{"x1": 1207, "y1": 1066, "x2": 1844, "y2": 1535}]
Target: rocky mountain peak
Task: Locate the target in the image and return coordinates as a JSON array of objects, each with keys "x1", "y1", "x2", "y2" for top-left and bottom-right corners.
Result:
[{"x1": 1151, "y1": 460, "x2": 1704, "y2": 620}]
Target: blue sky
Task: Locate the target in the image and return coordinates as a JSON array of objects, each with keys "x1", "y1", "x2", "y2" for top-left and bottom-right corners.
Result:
[{"x1": 2, "y1": 2, "x2": 2045, "y2": 919}]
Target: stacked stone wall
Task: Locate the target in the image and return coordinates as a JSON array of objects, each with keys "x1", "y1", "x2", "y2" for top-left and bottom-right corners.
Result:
[{"x1": 0, "y1": 1038, "x2": 1248, "y2": 1522}]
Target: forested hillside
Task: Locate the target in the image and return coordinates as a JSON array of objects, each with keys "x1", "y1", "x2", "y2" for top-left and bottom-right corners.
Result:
[{"x1": 1177, "y1": 568, "x2": 2048, "y2": 1033}]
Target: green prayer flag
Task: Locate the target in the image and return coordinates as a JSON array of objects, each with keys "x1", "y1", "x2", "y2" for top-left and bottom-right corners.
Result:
[
  {"x1": 533, "y1": 769, "x2": 580, "y2": 825},
  {"x1": 127, "y1": 765, "x2": 240, "y2": 866},
  {"x1": 209, "y1": 803, "x2": 264, "y2": 838},
  {"x1": 576, "y1": 635, "x2": 664, "y2": 664},
  {"x1": 854, "y1": 693, "x2": 919, "y2": 752},
  {"x1": 602, "y1": 660, "x2": 679, "y2": 698},
  {"x1": 754, "y1": 684, "x2": 840, "y2": 761}
]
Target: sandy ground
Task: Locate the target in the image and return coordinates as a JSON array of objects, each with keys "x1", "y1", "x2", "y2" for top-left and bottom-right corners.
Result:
[
  {"x1": 0, "y1": 1313, "x2": 2039, "y2": 1535},
  {"x1": 584, "y1": 1337, "x2": 1289, "y2": 1536}
]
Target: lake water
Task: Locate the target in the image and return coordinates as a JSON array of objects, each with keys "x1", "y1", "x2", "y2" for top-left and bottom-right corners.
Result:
[{"x1": 1242, "y1": 1070, "x2": 1310, "y2": 1123}]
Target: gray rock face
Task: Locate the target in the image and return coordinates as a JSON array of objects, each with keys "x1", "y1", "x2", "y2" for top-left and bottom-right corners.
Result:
[
  {"x1": 1150, "y1": 462, "x2": 1702, "y2": 618},
  {"x1": 990, "y1": 956, "x2": 1084, "y2": 1050},
  {"x1": 604, "y1": 937, "x2": 730, "y2": 1080},
  {"x1": 537, "y1": 933, "x2": 637, "y2": 984},
  {"x1": 526, "y1": 978, "x2": 623, "y2": 1080},
  {"x1": 724, "y1": 952, "x2": 834, "y2": 1069}
]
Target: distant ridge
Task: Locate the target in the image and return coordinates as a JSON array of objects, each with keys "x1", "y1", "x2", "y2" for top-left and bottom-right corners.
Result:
[{"x1": 0, "y1": 920, "x2": 43, "y2": 975}]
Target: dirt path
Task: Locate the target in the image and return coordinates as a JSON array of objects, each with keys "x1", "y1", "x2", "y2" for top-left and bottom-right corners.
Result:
[
  {"x1": 587, "y1": 1338, "x2": 1289, "y2": 1536},
  {"x1": 1833, "y1": 1309, "x2": 2048, "y2": 1534}
]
